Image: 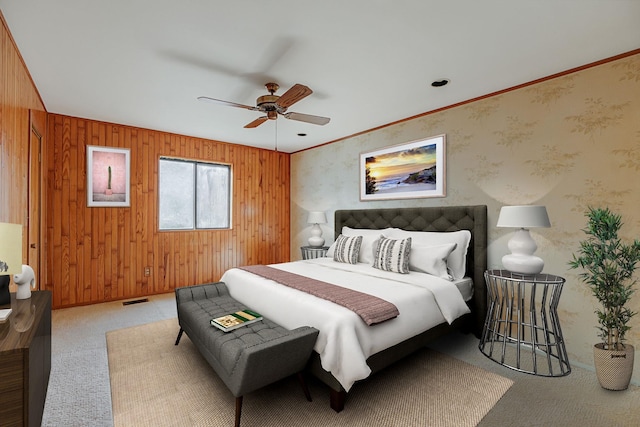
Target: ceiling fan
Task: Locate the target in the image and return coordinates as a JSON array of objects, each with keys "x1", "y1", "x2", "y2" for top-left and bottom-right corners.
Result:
[{"x1": 198, "y1": 82, "x2": 330, "y2": 128}]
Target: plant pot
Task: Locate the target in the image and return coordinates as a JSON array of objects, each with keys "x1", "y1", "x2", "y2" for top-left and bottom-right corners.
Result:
[
  {"x1": 105, "y1": 189, "x2": 113, "y2": 195},
  {"x1": 593, "y1": 343, "x2": 634, "y2": 390}
]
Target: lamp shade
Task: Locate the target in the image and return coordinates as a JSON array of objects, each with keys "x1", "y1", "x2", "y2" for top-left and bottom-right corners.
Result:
[
  {"x1": 0, "y1": 223, "x2": 23, "y2": 276},
  {"x1": 497, "y1": 205, "x2": 550, "y2": 229},
  {"x1": 307, "y1": 211, "x2": 327, "y2": 224}
]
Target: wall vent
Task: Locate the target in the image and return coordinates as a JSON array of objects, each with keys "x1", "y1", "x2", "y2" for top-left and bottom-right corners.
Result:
[{"x1": 122, "y1": 298, "x2": 149, "y2": 306}]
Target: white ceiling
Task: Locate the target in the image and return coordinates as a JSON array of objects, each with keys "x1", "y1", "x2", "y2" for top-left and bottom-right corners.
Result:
[{"x1": 2, "y1": 1, "x2": 639, "y2": 153}]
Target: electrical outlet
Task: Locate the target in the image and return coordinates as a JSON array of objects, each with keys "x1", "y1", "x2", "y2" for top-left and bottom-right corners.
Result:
[{"x1": 144, "y1": 267, "x2": 151, "y2": 277}]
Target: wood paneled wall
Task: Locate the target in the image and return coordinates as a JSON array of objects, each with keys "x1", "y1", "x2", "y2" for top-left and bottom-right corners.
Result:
[
  {"x1": 0, "y1": 13, "x2": 46, "y2": 249},
  {"x1": 45, "y1": 114, "x2": 290, "y2": 308}
]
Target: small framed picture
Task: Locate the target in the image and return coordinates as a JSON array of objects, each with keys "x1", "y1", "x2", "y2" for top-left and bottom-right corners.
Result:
[
  {"x1": 87, "y1": 146, "x2": 130, "y2": 207},
  {"x1": 360, "y1": 134, "x2": 446, "y2": 201}
]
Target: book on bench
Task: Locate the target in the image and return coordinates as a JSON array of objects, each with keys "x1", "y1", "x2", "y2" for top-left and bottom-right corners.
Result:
[{"x1": 210, "y1": 309, "x2": 263, "y2": 332}]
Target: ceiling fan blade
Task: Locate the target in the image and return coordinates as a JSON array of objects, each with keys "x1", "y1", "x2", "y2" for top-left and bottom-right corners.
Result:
[
  {"x1": 244, "y1": 116, "x2": 269, "y2": 128},
  {"x1": 283, "y1": 112, "x2": 330, "y2": 126},
  {"x1": 198, "y1": 96, "x2": 257, "y2": 111},
  {"x1": 276, "y1": 84, "x2": 313, "y2": 108}
]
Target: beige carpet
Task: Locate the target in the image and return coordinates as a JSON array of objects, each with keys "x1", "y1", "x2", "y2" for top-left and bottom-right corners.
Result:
[{"x1": 107, "y1": 318, "x2": 513, "y2": 427}]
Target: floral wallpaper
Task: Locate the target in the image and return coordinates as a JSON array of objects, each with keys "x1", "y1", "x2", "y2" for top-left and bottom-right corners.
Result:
[{"x1": 291, "y1": 53, "x2": 640, "y2": 383}]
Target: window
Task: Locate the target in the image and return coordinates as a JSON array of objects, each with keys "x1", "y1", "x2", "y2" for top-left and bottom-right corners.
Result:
[{"x1": 159, "y1": 157, "x2": 231, "y2": 230}]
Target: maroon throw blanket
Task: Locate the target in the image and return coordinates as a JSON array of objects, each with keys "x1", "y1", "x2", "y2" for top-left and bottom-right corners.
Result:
[{"x1": 239, "y1": 265, "x2": 399, "y2": 325}]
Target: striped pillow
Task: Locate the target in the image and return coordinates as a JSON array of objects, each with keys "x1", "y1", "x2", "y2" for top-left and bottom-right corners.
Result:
[
  {"x1": 373, "y1": 236, "x2": 412, "y2": 274},
  {"x1": 333, "y1": 234, "x2": 363, "y2": 264}
]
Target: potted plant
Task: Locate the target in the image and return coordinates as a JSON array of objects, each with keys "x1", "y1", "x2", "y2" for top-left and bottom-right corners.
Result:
[{"x1": 569, "y1": 207, "x2": 640, "y2": 390}]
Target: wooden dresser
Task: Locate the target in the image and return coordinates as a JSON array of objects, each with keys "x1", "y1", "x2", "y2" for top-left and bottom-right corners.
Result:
[{"x1": 0, "y1": 291, "x2": 52, "y2": 427}]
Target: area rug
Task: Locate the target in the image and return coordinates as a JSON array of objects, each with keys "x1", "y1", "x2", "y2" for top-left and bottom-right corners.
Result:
[{"x1": 107, "y1": 318, "x2": 513, "y2": 427}]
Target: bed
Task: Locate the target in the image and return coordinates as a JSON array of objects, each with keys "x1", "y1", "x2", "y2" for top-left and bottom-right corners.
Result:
[{"x1": 220, "y1": 205, "x2": 488, "y2": 411}]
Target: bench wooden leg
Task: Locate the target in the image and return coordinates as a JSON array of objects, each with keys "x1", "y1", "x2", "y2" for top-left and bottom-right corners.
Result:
[
  {"x1": 174, "y1": 328, "x2": 184, "y2": 345},
  {"x1": 329, "y1": 388, "x2": 346, "y2": 412},
  {"x1": 235, "y1": 396, "x2": 243, "y2": 427},
  {"x1": 297, "y1": 372, "x2": 312, "y2": 402}
]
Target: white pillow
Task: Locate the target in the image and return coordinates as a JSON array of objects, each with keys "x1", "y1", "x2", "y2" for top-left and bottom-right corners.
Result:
[
  {"x1": 385, "y1": 229, "x2": 471, "y2": 280},
  {"x1": 409, "y1": 243, "x2": 457, "y2": 280},
  {"x1": 341, "y1": 226, "x2": 393, "y2": 264},
  {"x1": 332, "y1": 234, "x2": 362, "y2": 264},
  {"x1": 372, "y1": 236, "x2": 412, "y2": 274},
  {"x1": 326, "y1": 240, "x2": 337, "y2": 257}
]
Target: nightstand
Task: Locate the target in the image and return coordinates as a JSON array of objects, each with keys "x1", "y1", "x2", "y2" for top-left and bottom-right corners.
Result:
[
  {"x1": 479, "y1": 269, "x2": 571, "y2": 377},
  {"x1": 300, "y1": 246, "x2": 329, "y2": 260}
]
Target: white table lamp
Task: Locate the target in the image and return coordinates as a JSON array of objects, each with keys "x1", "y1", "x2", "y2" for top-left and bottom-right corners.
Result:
[
  {"x1": 307, "y1": 211, "x2": 327, "y2": 247},
  {"x1": 0, "y1": 223, "x2": 23, "y2": 306},
  {"x1": 497, "y1": 205, "x2": 550, "y2": 274}
]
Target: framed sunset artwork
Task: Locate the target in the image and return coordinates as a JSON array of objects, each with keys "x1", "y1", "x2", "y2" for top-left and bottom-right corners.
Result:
[{"x1": 360, "y1": 135, "x2": 446, "y2": 201}]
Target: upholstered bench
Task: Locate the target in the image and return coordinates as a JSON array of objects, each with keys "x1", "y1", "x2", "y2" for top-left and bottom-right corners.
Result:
[{"x1": 174, "y1": 282, "x2": 319, "y2": 427}]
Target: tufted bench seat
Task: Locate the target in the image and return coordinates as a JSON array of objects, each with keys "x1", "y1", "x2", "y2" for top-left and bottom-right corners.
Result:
[{"x1": 175, "y1": 282, "x2": 319, "y2": 427}]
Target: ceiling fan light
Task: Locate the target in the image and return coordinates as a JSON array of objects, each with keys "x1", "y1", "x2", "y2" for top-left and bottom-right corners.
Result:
[{"x1": 257, "y1": 94, "x2": 279, "y2": 106}]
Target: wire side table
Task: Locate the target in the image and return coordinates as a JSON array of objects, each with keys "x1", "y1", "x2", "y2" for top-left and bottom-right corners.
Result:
[
  {"x1": 479, "y1": 269, "x2": 571, "y2": 377},
  {"x1": 300, "y1": 246, "x2": 329, "y2": 260}
]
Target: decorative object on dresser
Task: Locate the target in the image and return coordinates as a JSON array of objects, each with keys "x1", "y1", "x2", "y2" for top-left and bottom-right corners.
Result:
[
  {"x1": 307, "y1": 211, "x2": 327, "y2": 247},
  {"x1": 497, "y1": 205, "x2": 550, "y2": 274},
  {"x1": 14, "y1": 264, "x2": 36, "y2": 300},
  {"x1": 0, "y1": 275, "x2": 10, "y2": 307},
  {"x1": 479, "y1": 270, "x2": 571, "y2": 377},
  {"x1": 569, "y1": 207, "x2": 640, "y2": 390},
  {"x1": 0, "y1": 222, "x2": 23, "y2": 306}
]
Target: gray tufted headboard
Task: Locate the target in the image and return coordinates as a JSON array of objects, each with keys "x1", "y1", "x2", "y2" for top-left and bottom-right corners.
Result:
[{"x1": 334, "y1": 205, "x2": 488, "y2": 335}]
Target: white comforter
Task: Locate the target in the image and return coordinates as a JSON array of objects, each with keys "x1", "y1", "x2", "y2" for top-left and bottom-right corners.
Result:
[{"x1": 220, "y1": 258, "x2": 470, "y2": 391}]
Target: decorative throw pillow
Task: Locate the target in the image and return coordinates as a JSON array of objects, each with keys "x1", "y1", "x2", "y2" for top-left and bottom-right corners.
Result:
[
  {"x1": 373, "y1": 236, "x2": 412, "y2": 274},
  {"x1": 409, "y1": 243, "x2": 457, "y2": 280},
  {"x1": 333, "y1": 234, "x2": 363, "y2": 264},
  {"x1": 385, "y1": 229, "x2": 471, "y2": 279}
]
